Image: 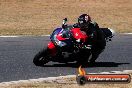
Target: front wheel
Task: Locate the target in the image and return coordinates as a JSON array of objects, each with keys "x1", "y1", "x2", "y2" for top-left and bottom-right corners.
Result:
[{"x1": 33, "y1": 48, "x2": 49, "y2": 66}]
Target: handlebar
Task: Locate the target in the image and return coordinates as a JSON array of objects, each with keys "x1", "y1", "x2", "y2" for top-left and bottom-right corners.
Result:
[{"x1": 62, "y1": 18, "x2": 68, "y2": 29}]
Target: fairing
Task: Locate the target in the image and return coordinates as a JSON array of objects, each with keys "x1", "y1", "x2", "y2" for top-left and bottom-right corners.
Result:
[{"x1": 71, "y1": 28, "x2": 88, "y2": 42}]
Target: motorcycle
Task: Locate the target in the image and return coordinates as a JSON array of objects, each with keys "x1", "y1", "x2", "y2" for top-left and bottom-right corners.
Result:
[{"x1": 33, "y1": 18, "x2": 115, "y2": 66}]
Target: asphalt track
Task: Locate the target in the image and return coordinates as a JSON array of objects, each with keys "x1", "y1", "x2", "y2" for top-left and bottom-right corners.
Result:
[{"x1": 0, "y1": 34, "x2": 132, "y2": 82}]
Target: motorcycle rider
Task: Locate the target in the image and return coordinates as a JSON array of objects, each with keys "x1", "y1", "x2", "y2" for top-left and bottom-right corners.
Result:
[
  {"x1": 51, "y1": 14, "x2": 106, "y2": 63},
  {"x1": 73, "y1": 14, "x2": 106, "y2": 63}
]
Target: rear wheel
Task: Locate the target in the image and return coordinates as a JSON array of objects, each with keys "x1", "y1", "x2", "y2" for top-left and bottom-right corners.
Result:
[
  {"x1": 76, "y1": 51, "x2": 91, "y2": 65},
  {"x1": 33, "y1": 48, "x2": 49, "y2": 66}
]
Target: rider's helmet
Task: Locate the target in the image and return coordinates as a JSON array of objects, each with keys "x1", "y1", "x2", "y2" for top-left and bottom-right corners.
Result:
[{"x1": 78, "y1": 14, "x2": 91, "y2": 32}]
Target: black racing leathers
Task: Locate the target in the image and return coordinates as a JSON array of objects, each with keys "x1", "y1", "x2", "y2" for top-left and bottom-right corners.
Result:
[{"x1": 73, "y1": 22, "x2": 106, "y2": 62}]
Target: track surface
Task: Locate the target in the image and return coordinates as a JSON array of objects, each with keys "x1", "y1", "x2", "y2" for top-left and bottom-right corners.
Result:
[{"x1": 0, "y1": 34, "x2": 132, "y2": 82}]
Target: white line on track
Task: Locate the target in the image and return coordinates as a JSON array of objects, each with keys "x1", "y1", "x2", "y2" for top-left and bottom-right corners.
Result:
[
  {"x1": 0, "y1": 36, "x2": 19, "y2": 37},
  {"x1": 0, "y1": 33, "x2": 132, "y2": 38},
  {"x1": 122, "y1": 33, "x2": 132, "y2": 35}
]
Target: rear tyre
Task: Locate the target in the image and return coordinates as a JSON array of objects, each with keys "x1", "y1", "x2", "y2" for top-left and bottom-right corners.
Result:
[
  {"x1": 76, "y1": 56, "x2": 89, "y2": 66},
  {"x1": 76, "y1": 51, "x2": 91, "y2": 65},
  {"x1": 33, "y1": 48, "x2": 49, "y2": 66}
]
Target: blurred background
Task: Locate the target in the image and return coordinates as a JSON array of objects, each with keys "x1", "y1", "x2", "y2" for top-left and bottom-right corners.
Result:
[{"x1": 0, "y1": 0, "x2": 131, "y2": 35}]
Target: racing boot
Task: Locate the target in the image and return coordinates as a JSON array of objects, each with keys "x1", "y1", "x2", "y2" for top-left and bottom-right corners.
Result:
[{"x1": 89, "y1": 48, "x2": 104, "y2": 64}]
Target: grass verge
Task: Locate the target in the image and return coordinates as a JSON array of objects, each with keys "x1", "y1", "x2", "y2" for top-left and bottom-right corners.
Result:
[
  {"x1": 0, "y1": 0, "x2": 132, "y2": 35},
  {"x1": 0, "y1": 74, "x2": 131, "y2": 88}
]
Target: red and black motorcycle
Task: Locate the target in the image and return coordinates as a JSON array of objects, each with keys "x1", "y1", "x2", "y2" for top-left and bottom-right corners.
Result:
[{"x1": 33, "y1": 18, "x2": 114, "y2": 66}]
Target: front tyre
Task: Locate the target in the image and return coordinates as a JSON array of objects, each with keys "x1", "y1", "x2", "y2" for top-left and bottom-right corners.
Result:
[{"x1": 33, "y1": 48, "x2": 49, "y2": 66}]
